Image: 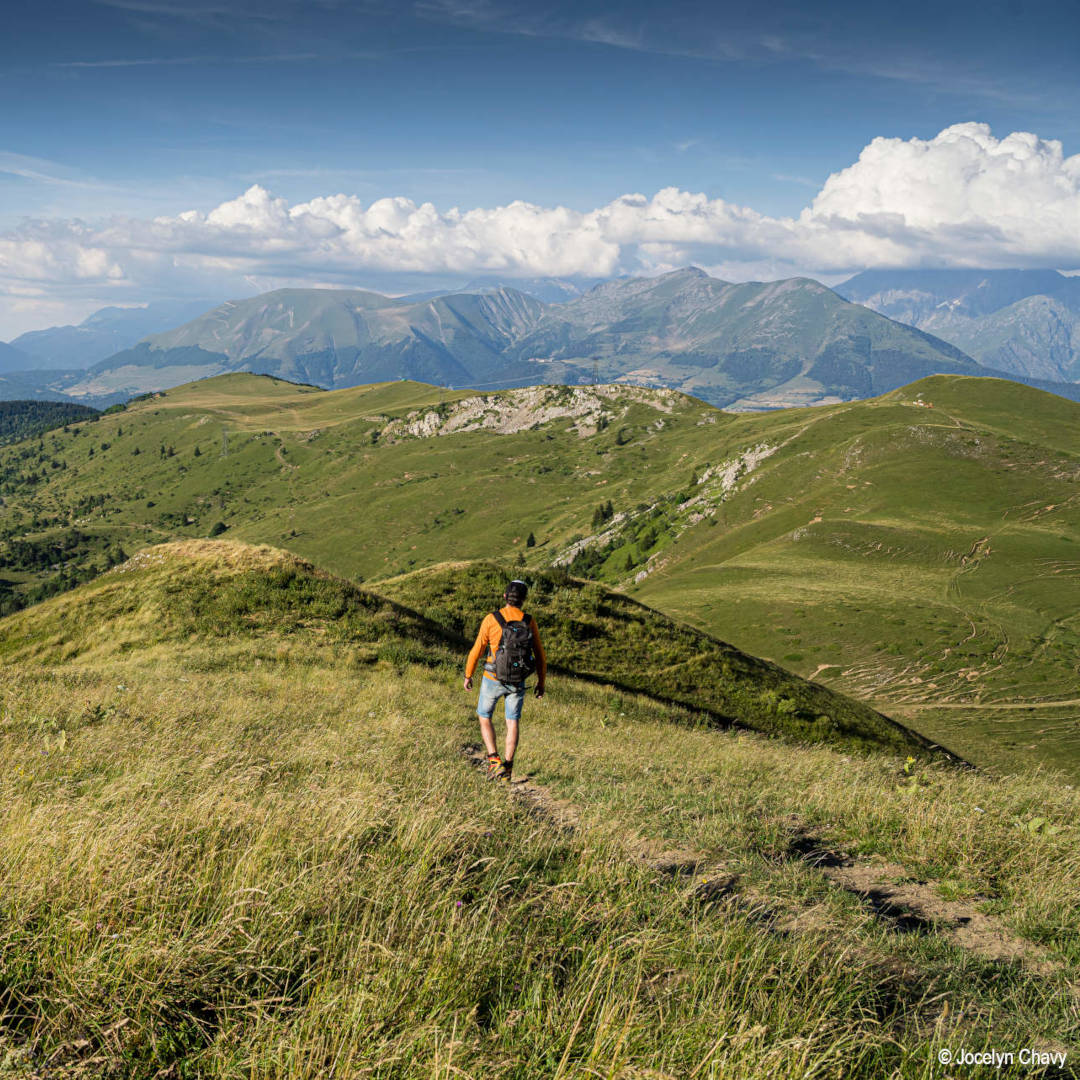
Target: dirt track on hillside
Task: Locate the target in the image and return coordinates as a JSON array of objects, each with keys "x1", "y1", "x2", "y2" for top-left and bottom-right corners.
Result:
[{"x1": 463, "y1": 746, "x2": 1074, "y2": 989}]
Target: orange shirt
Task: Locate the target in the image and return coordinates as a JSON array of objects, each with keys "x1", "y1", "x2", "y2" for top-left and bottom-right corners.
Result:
[{"x1": 465, "y1": 605, "x2": 547, "y2": 683}]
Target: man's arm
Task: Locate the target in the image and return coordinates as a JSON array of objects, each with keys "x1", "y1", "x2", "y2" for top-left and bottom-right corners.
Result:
[{"x1": 463, "y1": 616, "x2": 491, "y2": 691}]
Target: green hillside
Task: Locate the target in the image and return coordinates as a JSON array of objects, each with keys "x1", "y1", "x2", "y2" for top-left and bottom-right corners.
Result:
[
  {"x1": 630, "y1": 376, "x2": 1080, "y2": 773},
  {"x1": 0, "y1": 374, "x2": 716, "y2": 615},
  {"x1": 0, "y1": 538, "x2": 933, "y2": 758},
  {"x1": 0, "y1": 542, "x2": 1076, "y2": 1076},
  {"x1": 0, "y1": 371, "x2": 1077, "y2": 773},
  {"x1": 0, "y1": 539, "x2": 447, "y2": 668},
  {"x1": 377, "y1": 559, "x2": 943, "y2": 758}
]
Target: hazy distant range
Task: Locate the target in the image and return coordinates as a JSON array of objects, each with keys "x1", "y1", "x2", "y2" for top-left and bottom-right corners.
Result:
[{"x1": 3, "y1": 268, "x2": 1080, "y2": 409}]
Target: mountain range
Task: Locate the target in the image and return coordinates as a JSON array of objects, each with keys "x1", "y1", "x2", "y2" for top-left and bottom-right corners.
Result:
[
  {"x1": 8, "y1": 268, "x2": 1080, "y2": 410},
  {"x1": 0, "y1": 340, "x2": 31, "y2": 373},
  {"x1": 837, "y1": 269, "x2": 1080, "y2": 384},
  {"x1": 53, "y1": 269, "x2": 1020, "y2": 409},
  {"x1": 0, "y1": 278, "x2": 588, "y2": 382},
  {"x1": 5, "y1": 298, "x2": 218, "y2": 372}
]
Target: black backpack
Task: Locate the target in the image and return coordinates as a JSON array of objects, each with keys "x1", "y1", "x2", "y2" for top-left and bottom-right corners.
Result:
[{"x1": 490, "y1": 610, "x2": 536, "y2": 683}]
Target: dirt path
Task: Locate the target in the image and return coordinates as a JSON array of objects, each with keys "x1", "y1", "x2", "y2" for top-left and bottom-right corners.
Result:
[
  {"x1": 785, "y1": 826, "x2": 1063, "y2": 976},
  {"x1": 896, "y1": 699, "x2": 1080, "y2": 711},
  {"x1": 461, "y1": 745, "x2": 715, "y2": 876},
  {"x1": 463, "y1": 745, "x2": 581, "y2": 833},
  {"x1": 273, "y1": 437, "x2": 298, "y2": 472},
  {"x1": 463, "y1": 747, "x2": 1071, "y2": 987}
]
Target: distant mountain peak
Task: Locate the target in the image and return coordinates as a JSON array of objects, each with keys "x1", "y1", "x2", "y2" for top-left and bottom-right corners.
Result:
[
  {"x1": 662, "y1": 266, "x2": 709, "y2": 278},
  {"x1": 0, "y1": 340, "x2": 32, "y2": 374},
  {"x1": 837, "y1": 268, "x2": 1080, "y2": 383},
  {"x1": 9, "y1": 298, "x2": 220, "y2": 372}
]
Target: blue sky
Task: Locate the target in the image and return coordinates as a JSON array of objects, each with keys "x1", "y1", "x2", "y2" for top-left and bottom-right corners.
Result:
[{"x1": 2, "y1": 0, "x2": 1079, "y2": 336}]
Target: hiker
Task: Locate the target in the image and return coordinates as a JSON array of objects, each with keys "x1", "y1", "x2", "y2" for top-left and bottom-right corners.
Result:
[{"x1": 463, "y1": 579, "x2": 546, "y2": 782}]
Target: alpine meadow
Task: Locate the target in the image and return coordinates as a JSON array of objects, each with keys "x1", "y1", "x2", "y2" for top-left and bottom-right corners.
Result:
[
  {"x1": 0, "y1": 368, "x2": 1078, "y2": 1076},
  {"x1": 5, "y1": 0, "x2": 1080, "y2": 1073}
]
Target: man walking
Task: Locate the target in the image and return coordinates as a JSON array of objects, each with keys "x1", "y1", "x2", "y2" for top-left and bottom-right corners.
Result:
[{"x1": 463, "y1": 579, "x2": 546, "y2": 781}]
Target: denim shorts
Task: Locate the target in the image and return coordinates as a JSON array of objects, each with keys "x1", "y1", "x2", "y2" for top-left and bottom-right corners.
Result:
[{"x1": 477, "y1": 676, "x2": 525, "y2": 722}]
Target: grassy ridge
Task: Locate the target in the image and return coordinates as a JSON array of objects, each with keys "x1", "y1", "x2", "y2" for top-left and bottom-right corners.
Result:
[
  {"x1": 634, "y1": 377, "x2": 1080, "y2": 772},
  {"x1": 0, "y1": 543, "x2": 1076, "y2": 1077},
  {"x1": 378, "y1": 559, "x2": 947, "y2": 759},
  {"x1": 0, "y1": 541, "x2": 936, "y2": 758},
  {"x1": 1, "y1": 372, "x2": 1078, "y2": 771},
  {"x1": 0, "y1": 540, "x2": 450, "y2": 668}
]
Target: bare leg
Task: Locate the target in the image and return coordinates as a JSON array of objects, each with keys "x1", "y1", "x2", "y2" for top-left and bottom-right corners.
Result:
[
  {"x1": 478, "y1": 715, "x2": 499, "y2": 758},
  {"x1": 504, "y1": 716, "x2": 519, "y2": 764}
]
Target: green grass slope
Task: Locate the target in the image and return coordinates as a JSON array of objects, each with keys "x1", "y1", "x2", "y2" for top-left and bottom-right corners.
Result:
[
  {"x1": 0, "y1": 539, "x2": 448, "y2": 670},
  {"x1": 629, "y1": 376, "x2": 1080, "y2": 773},
  {"x1": 0, "y1": 374, "x2": 718, "y2": 612},
  {"x1": 0, "y1": 542, "x2": 1076, "y2": 1077},
  {"x1": 0, "y1": 539, "x2": 934, "y2": 759},
  {"x1": 0, "y1": 371, "x2": 1077, "y2": 773}
]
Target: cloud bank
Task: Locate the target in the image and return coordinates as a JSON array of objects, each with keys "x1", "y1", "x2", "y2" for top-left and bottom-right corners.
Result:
[{"x1": 2, "y1": 123, "x2": 1079, "y2": 335}]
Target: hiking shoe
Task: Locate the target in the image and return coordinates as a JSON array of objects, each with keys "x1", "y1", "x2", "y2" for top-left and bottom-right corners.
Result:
[
  {"x1": 494, "y1": 759, "x2": 513, "y2": 782},
  {"x1": 485, "y1": 753, "x2": 502, "y2": 780}
]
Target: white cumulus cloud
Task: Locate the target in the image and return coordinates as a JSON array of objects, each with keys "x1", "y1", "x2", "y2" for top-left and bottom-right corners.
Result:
[
  {"x1": 2, "y1": 123, "x2": 1079, "y2": 338},
  {"x1": 799, "y1": 122, "x2": 1080, "y2": 266}
]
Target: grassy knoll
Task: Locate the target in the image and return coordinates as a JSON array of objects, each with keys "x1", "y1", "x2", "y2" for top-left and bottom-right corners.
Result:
[
  {"x1": 0, "y1": 542, "x2": 1077, "y2": 1077},
  {"x1": 0, "y1": 372, "x2": 1078, "y2": 773}
]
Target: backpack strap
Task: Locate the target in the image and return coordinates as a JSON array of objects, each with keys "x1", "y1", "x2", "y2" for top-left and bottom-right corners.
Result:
[
  {"x1": 485, "y1": 610, "x2": 507, "y2": 673},
  {"x1": 493, "y1": 609, "x2": 532, "y2": 633}
]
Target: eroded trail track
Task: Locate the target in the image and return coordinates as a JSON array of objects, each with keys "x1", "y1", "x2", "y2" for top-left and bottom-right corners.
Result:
[
  {"x1": 463, "y1": 745, "x2": 1076, "y2": 1009},
  {"x1": 783, "y1": 824, "x2": 1066, "y2": 978},
  {"x1": 462, "y1": 744, "x2": 729, "y2": 885}
]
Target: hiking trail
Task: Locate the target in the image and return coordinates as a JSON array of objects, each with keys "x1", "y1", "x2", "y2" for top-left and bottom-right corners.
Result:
[{"x1": 462, "y1": 747, "x2": 1076, "y2": 1000}]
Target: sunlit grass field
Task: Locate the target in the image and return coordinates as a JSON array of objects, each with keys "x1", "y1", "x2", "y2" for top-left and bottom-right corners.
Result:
[{"x1": 1, "y1": 543, "x2": 1076, "y2": 1077}]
